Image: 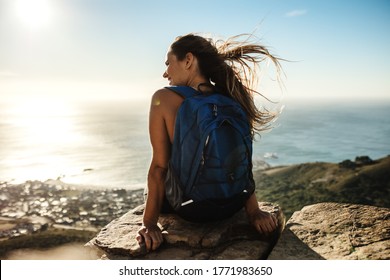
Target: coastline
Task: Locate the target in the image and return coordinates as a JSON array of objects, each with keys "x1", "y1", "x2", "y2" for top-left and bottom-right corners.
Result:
[
  {"x1": 0, "y1": 179, "x2": 145, "y2": 259},
  {"x1": 0, "y1": 178, "x2": 145, "y2": 230},
  {"x1": 1, "y1": 155, "x2": 389, "y2": 259}
]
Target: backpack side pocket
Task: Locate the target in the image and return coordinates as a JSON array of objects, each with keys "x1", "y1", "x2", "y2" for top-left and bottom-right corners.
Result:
[{"x1": 164, "y1": 161, "x2": 185, "y2": 211}]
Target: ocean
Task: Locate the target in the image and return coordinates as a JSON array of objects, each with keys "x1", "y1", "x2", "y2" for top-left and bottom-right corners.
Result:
[{"x1": 1, "y1": 98, "x2": 389, "y2": 190}]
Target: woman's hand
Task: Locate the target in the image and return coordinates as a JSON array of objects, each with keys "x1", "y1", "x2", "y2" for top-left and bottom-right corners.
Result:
[
  {"x1": 247, "y1": 208, "x2": 278, "y2": 234},
  {"x1": 136, "y1": 224, "x2": 163, "y2": 252},
  {"x1": 245, "y1": 193, "x2": 278, "y2": 234}
]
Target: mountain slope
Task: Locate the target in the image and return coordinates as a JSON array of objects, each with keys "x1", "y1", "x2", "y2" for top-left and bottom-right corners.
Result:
[{"x1": 253, "y1": 156, "x2": 390, "y2": 218}]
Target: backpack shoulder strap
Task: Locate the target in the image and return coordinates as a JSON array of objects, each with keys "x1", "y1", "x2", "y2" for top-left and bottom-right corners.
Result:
[{"x1": 165, "y1": 86, "x2": 200, "y2": 99}]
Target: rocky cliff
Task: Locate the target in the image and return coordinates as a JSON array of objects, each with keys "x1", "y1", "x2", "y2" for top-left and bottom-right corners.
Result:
[
  {"x1": 87, "y1": 202, "x2": 284, "y2": 260},
  {"x1": 88, "y1": 202, "x2": 389, "y2": 260},
  {"x1": 268, "y1": 202, "x2": 389, "y2": 260}
]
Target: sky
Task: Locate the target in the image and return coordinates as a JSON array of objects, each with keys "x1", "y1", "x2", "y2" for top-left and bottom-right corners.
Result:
[{"x1": 0, "y1": 0, "x2": 389, "y2": 103}]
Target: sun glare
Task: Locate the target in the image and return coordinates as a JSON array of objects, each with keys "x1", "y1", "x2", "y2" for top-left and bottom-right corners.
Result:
[{"x1": 15, "y1": 0, "x2": 53, "y2": 30}]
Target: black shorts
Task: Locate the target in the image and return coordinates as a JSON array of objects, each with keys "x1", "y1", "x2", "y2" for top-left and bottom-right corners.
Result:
[{"x1": 161, "y1": 193, "x2": 249, "y2": 223}]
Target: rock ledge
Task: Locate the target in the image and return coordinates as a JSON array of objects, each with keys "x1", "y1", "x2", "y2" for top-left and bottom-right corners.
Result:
[
  {"x1": 87, "y1": 202, "x2": 284, "y2": 260},
  {"x1": 268, "y1": 202, "x2": 390, "y2": 260}
]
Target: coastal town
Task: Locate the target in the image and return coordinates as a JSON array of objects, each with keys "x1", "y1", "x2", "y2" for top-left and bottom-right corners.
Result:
[{"x1": 0, "y1": 179, "x2": 144, "y2": 240}]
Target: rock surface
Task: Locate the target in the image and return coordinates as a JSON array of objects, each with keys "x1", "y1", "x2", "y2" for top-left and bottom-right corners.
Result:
[
  {"x1": 268, "y1": 202, "x2": 390, "y2": 260},
  {"x1": 87, "y1": 202, "x2": 284, "y2": 260}
]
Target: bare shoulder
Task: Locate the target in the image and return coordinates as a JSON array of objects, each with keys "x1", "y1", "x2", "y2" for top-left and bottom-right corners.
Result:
[
  {"x1": 149, "y1": 88, "x2": 183, "y2": 143},
  {"x1": 151, "y1": 88, "x2": 183, "y2": 109},
  {"x1": 151, "y1": 88, "x2": 171, "y2": 99}
]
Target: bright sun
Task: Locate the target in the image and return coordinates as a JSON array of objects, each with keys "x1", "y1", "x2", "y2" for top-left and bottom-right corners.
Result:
[{"x1": 15, "y1": 0, "x2": 52, "y2": 30}]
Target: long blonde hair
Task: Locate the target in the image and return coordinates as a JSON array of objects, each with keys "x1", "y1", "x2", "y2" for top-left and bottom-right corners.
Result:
[{"x1": 170, "y1": 33, "x2": 283, "y2": 136}]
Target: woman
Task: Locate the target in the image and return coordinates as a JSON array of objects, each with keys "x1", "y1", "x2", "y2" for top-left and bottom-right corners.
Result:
[{"x1": 137, "y1": 33, "x2": 282, "y2": 252}]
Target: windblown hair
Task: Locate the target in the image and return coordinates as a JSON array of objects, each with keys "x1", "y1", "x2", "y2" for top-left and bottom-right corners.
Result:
[{"x1": 170, "y1": 33, "x2": 283, "y2": 136}]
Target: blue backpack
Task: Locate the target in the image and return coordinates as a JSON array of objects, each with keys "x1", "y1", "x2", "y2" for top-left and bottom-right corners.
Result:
[{"x1": 164, "y1": 86, "x2": 255, "y2": 220}]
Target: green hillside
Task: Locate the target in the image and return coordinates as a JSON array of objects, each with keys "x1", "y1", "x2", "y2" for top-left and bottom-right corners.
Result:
[{"x1": 254, "y1": 156, "x2": 390, "y2": 219}]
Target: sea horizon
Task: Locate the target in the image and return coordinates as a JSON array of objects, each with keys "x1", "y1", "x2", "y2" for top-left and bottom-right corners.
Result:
[{"x1": 1, "y1": 97, "x2": 389, "y2": 190}]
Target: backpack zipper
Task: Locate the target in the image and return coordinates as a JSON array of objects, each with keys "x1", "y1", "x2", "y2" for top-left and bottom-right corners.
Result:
[
  {"x1": 213, "y1": 104, "x2": 218, "y2": 116},
  {"x1": 200, "y1": 135, "x2": 209, "y2": 168}
]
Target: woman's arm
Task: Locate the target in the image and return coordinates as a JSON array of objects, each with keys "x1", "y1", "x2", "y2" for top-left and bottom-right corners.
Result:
[{"x1": 136, "y1": 90, "x2": 172, "y2": 252}]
